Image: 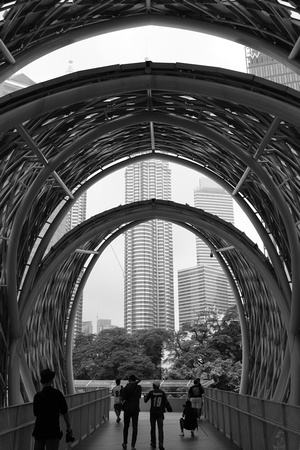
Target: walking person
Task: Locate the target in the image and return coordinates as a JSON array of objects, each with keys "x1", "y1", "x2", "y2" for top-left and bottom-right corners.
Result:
[
  {"x1": 111, "y1": 378, "x2": 123, "y2": 422},
  {"x1": 32, "y1": 368, "x2": 74, "y2": 450},
  {"x1": 188, "y1": 377, "x2": 204, "y2": 419},
  {"x1": 122, "y1": 374, "x2": 142, "y2": 450},
  {"x1": 144, "y1": 380, "x2": 173, "y2": 450},
  {"x1": 179, "y1": 399, "x2": 198, "y2": 437}
]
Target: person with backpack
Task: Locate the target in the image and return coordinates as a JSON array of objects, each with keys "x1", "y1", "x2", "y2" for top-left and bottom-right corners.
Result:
[
  {"x1": 187, "y1": 377, "x2": 204, "y2": 419},
  {"x1": 179, "y1": 399, "x2": 198, "y2": 437},
  {"x1": 111, "y1": 378, "x2": 123, "y2": 422},
  {"x1": 144, "y1": 380, "x2": 173, "y2": 450}
]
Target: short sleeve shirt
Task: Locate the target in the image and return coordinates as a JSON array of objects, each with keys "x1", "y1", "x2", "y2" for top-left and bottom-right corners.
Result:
[
  {"x1": 112, "y1": 384, "x2": 123, "y2": 404},
  {"x1": 33, "y1": 386, "x2": 68, "y2": 439}
]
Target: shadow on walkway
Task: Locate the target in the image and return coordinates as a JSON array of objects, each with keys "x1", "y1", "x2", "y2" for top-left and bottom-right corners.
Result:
[{"x1": 74, "y1": 411, "x2": 240, "y2": 450}]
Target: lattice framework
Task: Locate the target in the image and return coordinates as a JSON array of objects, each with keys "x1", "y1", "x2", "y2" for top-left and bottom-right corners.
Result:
[{"x1": 0, "y1": 1, "x2": 300, "y2": 407}]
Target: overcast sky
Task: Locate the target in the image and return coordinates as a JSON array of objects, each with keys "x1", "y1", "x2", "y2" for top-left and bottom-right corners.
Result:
[{"x1": 21, "y1": 26, "x2": 258, "y2": 331}]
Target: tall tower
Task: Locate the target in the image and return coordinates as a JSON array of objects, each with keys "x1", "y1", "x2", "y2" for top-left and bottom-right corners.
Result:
[
  {"x1": 178, "y1": 176, "x2": 235, "y2": 328},
  {"x1": 66, "y1": 194, "x2": 87, "y2": 339},
  {"x1": 124, "y1": 160, "x2": 174, "y2": 333},
  {"x1": 194, "y1": 177, "x2": 234, "y2": 266}
]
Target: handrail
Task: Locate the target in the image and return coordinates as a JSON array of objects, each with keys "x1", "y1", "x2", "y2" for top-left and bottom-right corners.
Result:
[
  {"x1": 0, "y1": 388, "x2": 110, "y2": 450},
  {"x1": 205, "y1": 388, "x2": 300, "y2": 450}
]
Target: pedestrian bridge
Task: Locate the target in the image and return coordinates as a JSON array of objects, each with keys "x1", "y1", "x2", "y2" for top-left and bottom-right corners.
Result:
[{"x1": 2, "y1": 388, "x2": 300, "y2": 450}]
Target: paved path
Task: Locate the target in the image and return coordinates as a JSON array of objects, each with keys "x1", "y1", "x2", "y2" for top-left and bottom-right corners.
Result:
[{"x1": 74, "y1": 411, "x2": 240, "y2": 450}]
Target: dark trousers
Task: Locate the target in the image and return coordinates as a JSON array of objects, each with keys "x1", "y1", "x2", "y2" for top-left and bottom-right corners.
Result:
[
  {"x1": 150, "y1": 412, "x2": 164, "y2": 447},
  {"x1": 123, "y1": 410, "x2": 139, "y2": 446},
  {"x1": 34, "y1": 438, "x2": 60, "y2": 450}
]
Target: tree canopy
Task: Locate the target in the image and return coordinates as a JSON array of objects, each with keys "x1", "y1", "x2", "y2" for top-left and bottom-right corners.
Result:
[
  {"x1": 73, "y1": 306, "x2": 242, "y2": 391},
  {"x1": 73, "y1": 327, "x2": 171, "y2": 380}
]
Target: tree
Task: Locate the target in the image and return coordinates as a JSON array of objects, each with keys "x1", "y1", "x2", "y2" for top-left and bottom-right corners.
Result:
[
  {"x1": 205, "y1": 358, "x2": 242, "y2": 392},
  {"x1": 164, "y1": 306, "x2": 242, "y2": 390},
  {"x1": 208, "y1": 306, "x2": 242, "y2": 362},
  {"x1": 72, "y1": 327, "x2": 165, "y2": 379},
  {"x1": 73, "y1": 333, "x2": 97, "y2": 379},
  {"x1": 134, "y1": 328, "x2": 172, "y2": 377}
]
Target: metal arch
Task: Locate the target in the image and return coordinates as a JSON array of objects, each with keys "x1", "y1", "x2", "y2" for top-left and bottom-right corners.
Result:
[
  {"x1": 8, "y1": 108, "x2": 298, "y2": 300},
  {"x1": 1, "y1": 0, "x2": 300, "y2": 408},
  {"x1": 2, "y1": 67, "x2": 300, "y2": 133},
  {"x1": 17, "y1": 150, "x2": 291, "y2": 319},
  {"x1": 14, "y1": 153, "x2": 283, "y2": 399},
  {"x1": 1, "y1": 64, "x2": 300, "y2": 404},
  {"x1": 13, "y1": 150, "x2": 286, "y2": 400},
  {"x1": 1, "y1": 2, "x2": 300, "y2": 80},
  {"x1": 64, "y1": 218, "x2": 250, "y2": 398},
  {"x1": 23, "y1": 200, "x2": 288, "y2": 400}
]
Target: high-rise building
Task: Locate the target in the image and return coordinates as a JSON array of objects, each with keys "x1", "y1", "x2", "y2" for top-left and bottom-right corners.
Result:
[
  {"x1": 194, "y1": 177, "x2": 234, "y2": 266},
  {"x1": 0, "y1": 72, "x2": 35, "y2": 97},
  {"x1": 245, "y1": 48, "x2": 300, "y2": 89},
  {"x1": 178, "y1": 176, "x2": 235, "y2": 328},
  {"x1": 124, "y1": 160, "x2": 174, "y2": 333},
  {"x1": 82, "y1": 321, "x2": 93, "y2": 335},
  {"x1": 178, "y1": 265, "x2": 231, "y2": 326},
  {"x1": 66, "y1": 194, "x2": 87, "y2": 340}
]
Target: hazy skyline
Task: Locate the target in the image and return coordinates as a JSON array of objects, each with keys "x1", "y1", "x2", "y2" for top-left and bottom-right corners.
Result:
[{"x1": 19, "y1": 26, "x2": 257, "y2": 331}]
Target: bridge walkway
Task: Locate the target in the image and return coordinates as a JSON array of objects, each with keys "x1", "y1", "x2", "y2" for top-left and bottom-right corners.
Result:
[{"x1": 74, "y1": 411, "x2": 240, "y2": 450}]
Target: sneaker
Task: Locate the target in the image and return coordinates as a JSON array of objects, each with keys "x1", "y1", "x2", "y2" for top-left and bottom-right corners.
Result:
[
  {"x1": 158, "y1": 446, "x2": 164, "y2": 450},
  {"x1": 117, "y1": 417, "x2": 121, "y2": 423},
  {"x1": 150, "y1": 444, "x2": 156, "y2": 448},
  {"x1": 179, "y1": 432, "x2": 184, "y2": 436},
  {"x1": 122, "y1": 445, "x2": 127, "y2": 449},
  {"x1": 131, "y1": 447, "x2": 136, "y2": 450},
  {"x1": 191, "y1": 431, "x2": 195, "y2": 437}
]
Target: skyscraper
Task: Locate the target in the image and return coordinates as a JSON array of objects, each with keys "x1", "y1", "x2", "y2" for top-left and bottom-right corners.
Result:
[
  {"x1": 194, "y1": 177, "x2": 234, "y2": 266},
  {"x1": 178, "y1": 176, "x2": 235, "y2": 328},
  {"x1": 124, "y1": 160, "x2": 174, "y2": 333},
  {"x1": 245, "y1": 48, "x2": 300, "y2": 89}
]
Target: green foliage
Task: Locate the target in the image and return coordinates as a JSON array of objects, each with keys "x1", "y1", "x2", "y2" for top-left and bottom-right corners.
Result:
[
  {"x1": 205, "y1": 358, "x2": 242, "y2": 392},
  {"x1": 73, "y1": 307, "x2": 242, "y2": 390},
  {"x1": 164, "y1": 306, "x2": 242, "y2": 390},
  {"x1": 72, "y1": 333, "x2": 97, "y2": 379},
  {"x1": 72, "y1": 327, "x2": 171, "y2": 380}
]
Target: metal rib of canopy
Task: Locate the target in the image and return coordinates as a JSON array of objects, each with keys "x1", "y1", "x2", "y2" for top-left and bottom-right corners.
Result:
[{"x1": 1, "y1": 1, "x2": 300, "y2": 407}]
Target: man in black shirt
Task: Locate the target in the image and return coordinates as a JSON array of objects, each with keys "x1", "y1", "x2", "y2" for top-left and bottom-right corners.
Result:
[
  {"x1": 32, "y1": 368, "x2": 73, "y2": 450},
  {"x1": 144, "y1": 380, "x2": 172, "y2": 450},
  {"x1": 121, "y1": 374, "x2": 142, "y2": 450}
]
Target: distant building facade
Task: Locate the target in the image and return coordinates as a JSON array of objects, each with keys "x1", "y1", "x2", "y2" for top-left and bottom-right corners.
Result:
[
  {"x1": 178, "y1": 266, "x2": 231, "y2": 327},
  {"x1": 82, "y1": 321, "x2": 93, "y2": 335},
  {"x1": 178, "y1": 177, "x2": 235, "y2": 328},
  {"x1": 0, "y1": 72, "x2": 35, "y2": 97},
  {"x1": 245, "y1": 48, "x2": 300, "y2": 89},
  {"x1": 124, "y1": 160, "x2": 174, "y2": 333},
  {"x1": 194, "y1": 177, "x2": 234, "y2": 267},
  {"x1": 97, "y1": 319, "x2": 113, "y2": 333}
]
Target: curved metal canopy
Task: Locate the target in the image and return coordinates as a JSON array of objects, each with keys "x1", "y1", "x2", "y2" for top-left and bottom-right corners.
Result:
[
  {"x1": 1, "y1": 1, "x2": 300, "y2": 407},
  {"x1": 1, "y1": 0, "x2": 300, "y2": 80}
]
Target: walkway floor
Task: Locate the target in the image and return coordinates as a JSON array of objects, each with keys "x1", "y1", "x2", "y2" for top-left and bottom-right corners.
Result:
[{"x1": 74, "y1": 411, "x2": 240, "y2": 450}]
